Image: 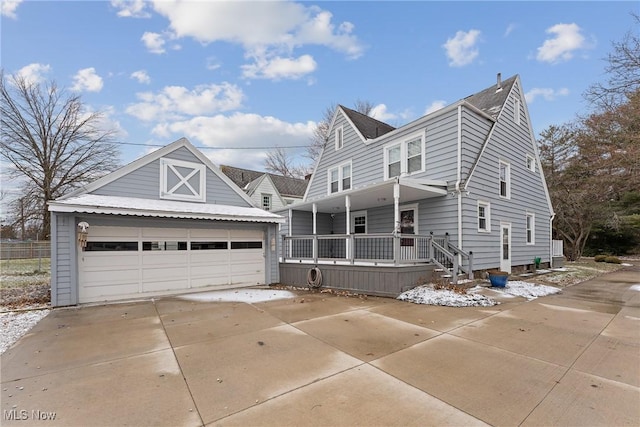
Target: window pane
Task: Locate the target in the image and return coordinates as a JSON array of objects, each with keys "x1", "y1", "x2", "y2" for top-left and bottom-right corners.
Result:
[
  {"x1": 342, "y1": 177, "x2": 351, "y2": 190},
  {"x1": 407, "y1": 156, "x2": 421, "y2": 173},
  {"x1": 85, "y1": 241, "x2": 138, "y2": 251},
  {"x1": 331, "y1": 181, "x2": 339, "y2": 193},
  {"x1": 143, "y1": 241, "x2": 187, "y2": 251},
  {"x1": 191, "y1": 241, "x2": 227, "y2": 250},
  {"x1": 479, "y1": 218, "x2": 486, "y2": 230},
  {"x1": 388, "y1": 161, "x2": 401, "y2": 178},
  {"x1": 330, "y1": 168, "x2": 338, "y2": 181},
  {"x1": 231, "y1": 241, "x2": 262, "y2": 249},
  {"x1": 388, "y1": 146, "x2": 401, "y2": 163},
  {"x1": 407, "y1": 139, "x2": 421, "y2": 157}
]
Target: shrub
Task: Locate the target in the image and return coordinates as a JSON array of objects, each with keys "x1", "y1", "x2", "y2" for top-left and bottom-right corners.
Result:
[
  {"x1": 604, "y1": 256, "x2": 622, "y2": 264},
  {"x1": 594, "y1": 255, "x2": 608, "y2": 262}
]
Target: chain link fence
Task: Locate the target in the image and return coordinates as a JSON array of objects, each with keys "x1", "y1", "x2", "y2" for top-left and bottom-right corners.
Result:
[{"x1": 0, "y1": 241, "x2": 51, "y2": 260}]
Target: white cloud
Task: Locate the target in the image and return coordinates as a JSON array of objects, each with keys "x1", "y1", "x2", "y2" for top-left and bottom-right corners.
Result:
[
  {"x1": 525, "y1": 87, "x2": 570, "y2": 103},
  {"x1": 369, "y1": 104, "x2": 395, "y2": 122},
  {"x1": 71, "y1": 68, "x2": 104, "y2": 92},
  {"x1": 504, "y1": 23, "x2": 517, "y2": 37},
  {"x1": 151, "y1": 113, "x2": 316, "y2": 169},
  {"x1": 148, "y1": 1, "x2": 363, "y2": 77},
  {"x1": 242, "y1": 54, "x2": 317, "y2": 80},
  {"x1": 206, "y1": 57, "x2": 221, "y2": 71},
  {"x1": 424, "y1": 100, "x2": 447, "y2": 115},
  {"x1": 130, "y1": 70, "x2": 151, "y2": 84},
  {"x1": 15, "y1": 63, "x2": 51, "y2": 85},
  {"x1": 1, "y1": 0, "x2": 22, "y2": 19},
  {"x1": 126, "y1": 83, "x2": 244, "y2": 122},
  {"x1": 111, "y1": 0, "x2": 151, "y2": 18},
  {"x1": 141, "y1": 31, "x2": 166, "y2": 54},
  {"x1": 443, "y1": 29, "x2": 481, "y2": 67},
  {"x1": 536, "y1": 23, "x2": 588, "y2": 63}
]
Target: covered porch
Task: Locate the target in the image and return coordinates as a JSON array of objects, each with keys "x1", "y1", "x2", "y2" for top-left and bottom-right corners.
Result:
[{"x1": 279, "y1": 178, "x2": 474, "y2": 292}]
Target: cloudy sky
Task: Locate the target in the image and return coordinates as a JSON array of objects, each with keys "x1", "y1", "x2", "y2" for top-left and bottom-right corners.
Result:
[{"x1": 1, "y1": 0, "x2": 635, "y2": 179}]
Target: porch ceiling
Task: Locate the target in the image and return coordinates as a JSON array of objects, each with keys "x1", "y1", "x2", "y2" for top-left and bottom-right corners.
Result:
[{"x1": 288, "y1": 178, "x2": 449, "y2": 213}]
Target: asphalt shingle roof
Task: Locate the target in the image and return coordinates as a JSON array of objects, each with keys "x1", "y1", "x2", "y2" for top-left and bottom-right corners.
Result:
[
  {"x1": 340, "y1": 106, "x2": 396, "y2": 139},
  {"x1": 464, "y1": 74, "x2": 518, "y2": 119},
  {"x1": 220, "y1": 165, "x2": 308, "y2": 198}
]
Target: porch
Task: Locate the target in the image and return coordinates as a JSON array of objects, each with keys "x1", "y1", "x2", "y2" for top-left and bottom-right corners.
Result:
[{"x1": 280, "y1": 233, "x2": 473, "y2": 294}]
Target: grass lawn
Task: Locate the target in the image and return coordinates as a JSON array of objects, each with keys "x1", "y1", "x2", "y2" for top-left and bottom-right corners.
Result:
[{"x1": 1, "y1": 258, "x2": 51, "y2": 289}]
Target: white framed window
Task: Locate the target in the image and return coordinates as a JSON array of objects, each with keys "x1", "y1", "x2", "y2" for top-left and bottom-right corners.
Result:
[
  {"x1": 160, "y1": 158, "x2": 206, "y2": 202},
  {"x1": 262, "y1": 194, "x2": 272, "y2": 211},
  {"x1": 335, "y1": 126, "x2": 344, "y2": 150},
  {"x1": 526, "y1": 213, "x2": 535, "y2": 244},
  {"x1": 384, "y1": 133, "x2": 425, "y2": 179},
  {"x1": 477, "y1": 201, "x2": 491, "y2": 232},
  {"x1": 327, "y1": 161, "x2": 352, "y2": 194},
  {"x1": 526, "y1": 154, "x2": 536, "y2": 172},
  {"x1": 514, "y1": 99, "x2": 521, "y2": 125},
  {"x1": 351, "y1": 210, "x2": 367, "y2": 234},
  {"x1": 499, "y1": 160, "x2": 511, "y2": 199}
]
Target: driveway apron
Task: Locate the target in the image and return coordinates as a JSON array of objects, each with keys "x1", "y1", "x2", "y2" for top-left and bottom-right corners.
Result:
[{"x1": 2, "y1": 264, "x2": 639, "y2": 426}]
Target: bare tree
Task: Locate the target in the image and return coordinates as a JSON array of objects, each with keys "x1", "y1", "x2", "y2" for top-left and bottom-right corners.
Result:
[
  {"x1": 584, "y1": 12, "x2": 640, "y2": 111},
  {"x1": 265, "y1": 99, "x2": 377, "y2": 179},
  {"x1": 264, "y1": 146, "x2": 308, "y2": 178},
  {"x1": 0, "y1": 71, "x2": 120, "y2": 239},
  {"x1": 306, "y1": 99, "x2": 376, "y2": 164}
]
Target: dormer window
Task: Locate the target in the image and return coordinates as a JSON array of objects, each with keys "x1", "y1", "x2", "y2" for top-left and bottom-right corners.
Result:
[
  {"x1": 160, "y1": 158, "x2": 206, "y2": 202},
  {"x1": 328, "y1": 161, "x2": 352, "y2": 194},
  {"x1": 335, "y1": 126, "x2": 344, "y2": 150}
]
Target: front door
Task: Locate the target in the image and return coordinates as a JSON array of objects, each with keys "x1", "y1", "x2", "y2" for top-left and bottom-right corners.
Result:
[
  {"x1": 400, "y1": 205, "x2": 417, "y2": 260},
  {"x1": 500, "y1": 222, "x2": 512, "y2": 273}
]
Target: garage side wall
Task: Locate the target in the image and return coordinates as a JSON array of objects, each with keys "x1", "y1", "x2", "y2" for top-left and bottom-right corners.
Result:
[{"x1": 51, "y1": 212, "x2": 78, "y2": 307}]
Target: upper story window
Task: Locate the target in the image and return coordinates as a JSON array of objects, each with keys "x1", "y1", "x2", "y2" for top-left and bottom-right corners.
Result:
[
  {"x1": 526, "y1": 154, "x2": 536, "y2": 172},
  {"x1": 335, "y1": 126, "x2": 344, "y2": 150},
  {"x1": 262, "y1": 194, "x2": 272, "y2": 211},
  {"x1": 384, "y1": 134, "x2": 425, "y2": 180},
  {"x1": 514, "y1": 99, "x2": 521, "y2": 125},
  {"x1": 328, "y1": 161, "x2": 352, "y2": 194},
  {"x1": 478, "y1": 201, "x2": 491, "y2": 232},
  {"x1": 499, "y1": 160, "x2": 511, "y2": 199},
  {"x1": 160, "y1": 158, "x2": 206, "y2": 202}
]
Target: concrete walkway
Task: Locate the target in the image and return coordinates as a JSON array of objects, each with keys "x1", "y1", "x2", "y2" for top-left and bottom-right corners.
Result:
[{"x1": 2, "y1": 265, "x2": 639, "y2": 426}]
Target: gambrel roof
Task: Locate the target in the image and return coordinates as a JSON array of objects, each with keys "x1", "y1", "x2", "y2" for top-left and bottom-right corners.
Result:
[
  {"x1": 340, "y1": 105, "x2": 396, "y2": 139},
  {"x1": 220, "y1": 165, "x2": 308, "y2": 198}
]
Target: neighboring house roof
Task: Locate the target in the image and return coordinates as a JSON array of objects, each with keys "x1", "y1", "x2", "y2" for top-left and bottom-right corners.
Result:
[
  {"x1": 464, "y1": 74, "x2": 517, "y2": 119},
  {"x1": 339, "y1": 105, "x2": 396, "y2": 139},
  {"x1": 220, "y1": 165, "x2": 308, "y2": 198}
]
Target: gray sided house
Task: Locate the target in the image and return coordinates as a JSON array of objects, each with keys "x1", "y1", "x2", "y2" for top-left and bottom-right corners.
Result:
[
  {"x1": 278, "y1": 74, "x2": 555, "y2": 296},
  {"x1": 48, "y1": 138, "x2": 283, "y2": 307}
]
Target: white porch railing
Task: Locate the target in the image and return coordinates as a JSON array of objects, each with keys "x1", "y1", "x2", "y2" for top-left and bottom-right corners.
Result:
[{"x1": 283, "y1": 233, "x2": 473, "y2": 283}]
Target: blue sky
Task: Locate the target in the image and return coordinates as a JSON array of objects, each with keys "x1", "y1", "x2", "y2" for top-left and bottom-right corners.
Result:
[{"x1": 1, "y1": 0, "x2": 636, "y2": 181}]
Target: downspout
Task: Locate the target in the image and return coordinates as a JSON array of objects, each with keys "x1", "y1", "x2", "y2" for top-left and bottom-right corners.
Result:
[
  {"x1": 549, "y1": 213, "x2": 556, "y2": 266},
  {"x1": 456, "y1": 105, "x2": 463, "y2": 252}
]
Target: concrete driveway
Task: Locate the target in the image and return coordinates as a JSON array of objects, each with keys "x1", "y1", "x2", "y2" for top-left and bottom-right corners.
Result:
[{"x1": 2, "y1": 265, "x2": 639, "y2": 426}]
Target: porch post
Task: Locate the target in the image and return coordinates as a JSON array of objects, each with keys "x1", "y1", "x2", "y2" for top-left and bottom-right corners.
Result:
[
  {"x1": 312, "y1": 203, "x2": 318, "y2": 262},
  {"x1": 288, "y1": 209, "x2": 292, "y2": 260},
  {"x1": 393, "y1": 181, "x2": 400, "y2": 265},
  {"x1": 345, "y1": 195, "x2": 352, "y2": 263}
]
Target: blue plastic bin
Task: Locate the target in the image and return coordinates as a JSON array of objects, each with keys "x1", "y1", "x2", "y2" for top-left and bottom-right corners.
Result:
[{"x1": 489, "y1": 273, "x2": 508, "y2": 287}]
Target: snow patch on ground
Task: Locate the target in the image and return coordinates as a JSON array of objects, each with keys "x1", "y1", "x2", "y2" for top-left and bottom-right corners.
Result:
[
  {"x1": 397, "y1": 285, "x2": 499, "y2": 307},
  {"x1": 399, "y1": 280, "x2": 562, "y2": 307},
  {"x1": 178, "y1": 288, "x2": 296, "y2": 303},
  {"x1": 491, "y1": 281, "x2": 561, "y2": 301},
  {"x1": 629, "y1": 284, "x2": 640, "y2": 291},
  {"x1": 1, "y1": 310, "x2": 50, "y2": 355}
]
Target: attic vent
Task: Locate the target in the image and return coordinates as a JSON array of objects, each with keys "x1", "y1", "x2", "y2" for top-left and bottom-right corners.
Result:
[{"x1": 496, "y1": 73, "x2": 503, "y2": 93}]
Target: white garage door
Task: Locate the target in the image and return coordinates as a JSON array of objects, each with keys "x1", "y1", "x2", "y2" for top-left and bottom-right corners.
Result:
[{"x1": 79, "y1": 226, "x2": 265, "y2": 303}]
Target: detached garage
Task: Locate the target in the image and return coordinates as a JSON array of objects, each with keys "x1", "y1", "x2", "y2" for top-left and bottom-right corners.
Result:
[{"x1": 48, "y1": 138, "x2": 283, "y2": 306}]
